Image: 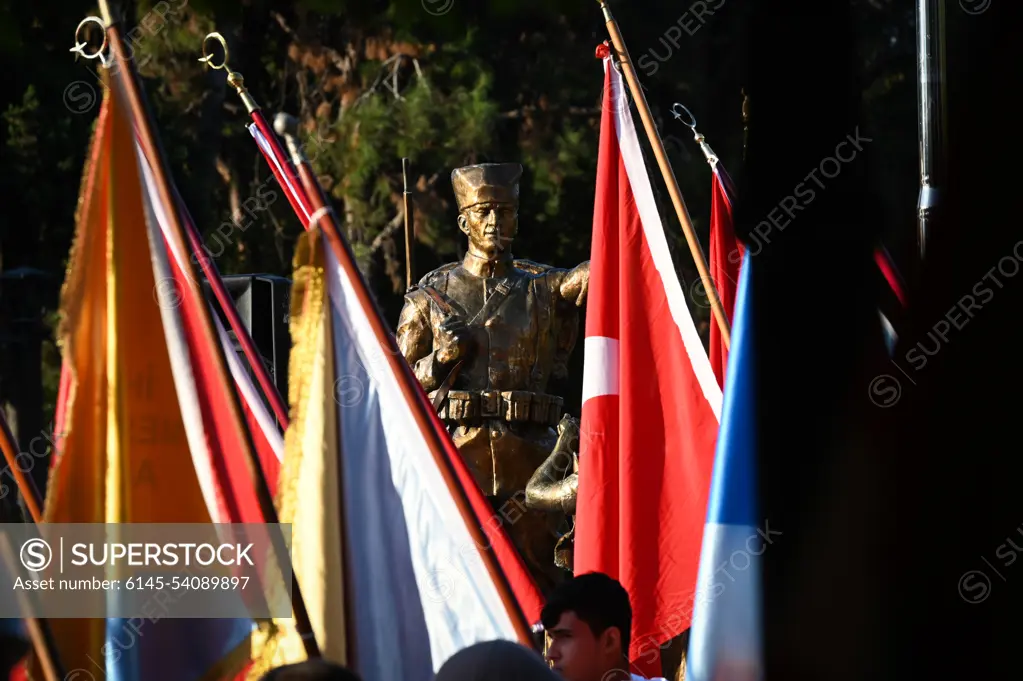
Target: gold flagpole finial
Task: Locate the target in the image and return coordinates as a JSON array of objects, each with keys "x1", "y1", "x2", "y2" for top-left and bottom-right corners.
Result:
[
  {"x1": 199, "y1": 31, "x2": 260, "y2": 113},
  {"x1": 70, "y1": 16, "x2": 108, "y2": 62}
]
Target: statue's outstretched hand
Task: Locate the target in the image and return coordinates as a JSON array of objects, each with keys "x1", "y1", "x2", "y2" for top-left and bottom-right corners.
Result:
[{"x1": 560, "y1": 261, "x2": 590, "y2": 307}]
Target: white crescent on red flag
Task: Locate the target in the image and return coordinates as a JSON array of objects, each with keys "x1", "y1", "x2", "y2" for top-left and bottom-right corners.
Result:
[{"x1": 574, "y1": 52, "x2": 722, "y2": 676}]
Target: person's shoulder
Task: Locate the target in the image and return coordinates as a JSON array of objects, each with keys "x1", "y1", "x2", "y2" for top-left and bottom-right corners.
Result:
[
  {"x1": 631, "y1": 675, "x2": 669, "y2": 681},
  {"x1": 403, "y1": 263, "x2": 458, "y2": 305},
  {"x1": 513, "y1": 258, "x2": 555, "y2": 275},
  {"x1": 416, "y1": 262, "x2": 460, "y2": 289}
]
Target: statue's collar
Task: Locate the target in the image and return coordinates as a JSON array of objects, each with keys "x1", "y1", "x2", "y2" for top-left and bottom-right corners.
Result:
[{"x1": 461, "y1": 250, "x2": 514, "y2": 278}]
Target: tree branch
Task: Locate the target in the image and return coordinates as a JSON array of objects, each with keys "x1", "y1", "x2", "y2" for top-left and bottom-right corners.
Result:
[
  {"x1": 271, "y1": 11, "x2": 355, "y2": 76},
  {"x1": 368, "y1": 208, "x2": 406, "y2": 255}
]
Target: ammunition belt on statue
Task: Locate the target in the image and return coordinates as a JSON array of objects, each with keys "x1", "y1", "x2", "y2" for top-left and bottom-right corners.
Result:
[{"x1": 429, "y1": 389, "x2": 564, "y2": 427}]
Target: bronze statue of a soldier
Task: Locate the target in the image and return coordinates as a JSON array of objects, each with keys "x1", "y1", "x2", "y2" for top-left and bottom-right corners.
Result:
[{"x1": 396, "y1": 163, "x2": 587, "y2": 590}]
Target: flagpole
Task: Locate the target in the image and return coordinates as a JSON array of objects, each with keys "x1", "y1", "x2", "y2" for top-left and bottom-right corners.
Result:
[
  {"x1": 265, "y1": 114, "x2": 364, "y2": 668},
  {"x1": 916, "y1": 0, "x2": 946, "y2": 263},
  {"x1": 671, "y1": 103, "x2": 738, "y2": 200},
  {"x1": 0, "y1": 536, "x2": 65, "y2": 681},
  {"x1": 596, "y1": 0, "x2": 731, "y2": 349},
  {"x1": 273, "y1": 115, "x2": 330, "y2": 218},
  {"x1": 672, "y1": 102, "x2": 908, "y2": 312},
  {"x1": 199, "y1": 32, "x2": 315, "y2": 225},
  {"x1": 94, "y1": 0, "x2": 321, "y2": 659},
  {"x1": 0, "y1": 443, "x2": 67, "y2": 681},
  {"x1": 0, "y1": 410, "x2": 43, "y2": 523}
]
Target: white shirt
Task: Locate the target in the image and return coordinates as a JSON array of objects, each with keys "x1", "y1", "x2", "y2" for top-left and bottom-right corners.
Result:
[{"x1": 632, "y1": 675, "x2": 668, "y2": 681}]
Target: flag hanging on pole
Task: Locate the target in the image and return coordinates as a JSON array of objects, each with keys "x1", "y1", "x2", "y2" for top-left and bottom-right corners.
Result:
[
  {"x1": 574, "y1": 49, "x2": 722, "y2": 677},
  {"x1": 46, "y1": 154, "x2": 287, "y2": 499},
  {"x1": 248, "y1": 123, "x2": 312, "y2": 228},
  {"x1": 708, "y1": 165, "x2": 744, "y2": 387},
  {"x1": 246, "y1": 231, "x2": 350, "y2": 675},
  {"x1": 248, "y1": 223, "x2": 544, "y2": 680},
  {"x1": 135, "y1": 138, "x2": 284, "y2": 507},
  {"x1": 32, "y1": 70, "x2": 255, "y2": 681},
  {"x1": 686, "y1": 254, "x2": 763, "y2": 681}
]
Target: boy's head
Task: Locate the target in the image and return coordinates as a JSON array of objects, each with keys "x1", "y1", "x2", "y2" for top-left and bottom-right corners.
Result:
[
  {"x1": 435, "y1": 639, "x2": 560, "y2": 681},
  {"x1": 541, "y1": 572, "x2": 633, "y2": 681},
  {"x1": 258, "y1": 660, "x2": 363, "y2": 681}
]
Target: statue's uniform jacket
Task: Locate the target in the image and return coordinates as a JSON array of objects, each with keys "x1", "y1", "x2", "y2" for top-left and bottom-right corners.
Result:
[{"x1": 396, "y1": 254, "x2": 579, "y2": 589}]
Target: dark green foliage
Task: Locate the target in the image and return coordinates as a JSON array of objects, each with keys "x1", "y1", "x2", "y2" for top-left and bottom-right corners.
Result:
[{"x1": 0, "y1": 0, "x2": 917, "y2": 436}]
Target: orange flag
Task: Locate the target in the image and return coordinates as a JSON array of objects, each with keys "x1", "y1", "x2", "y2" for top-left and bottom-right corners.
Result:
[{"x1": 30, "y1": 70, "x2": 254, "y2": 681}]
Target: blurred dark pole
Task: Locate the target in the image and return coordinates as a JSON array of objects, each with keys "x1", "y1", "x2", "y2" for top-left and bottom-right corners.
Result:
[
  {"x1": 0, "y1": 496, "x2": 29, "y2": 677},
  {"x1": 893, "y1": 1, "x2": 1018, "y2": 679},
  {"x1": 0, "y1": 617, "x2": 29, "y2": 676},
  {"x1": 740, "y1": 1, "x2": 888, "y2": 680},
  {"x1": 915, "y1": 0, "x2": 947, "y2": 267},
  {"x1": 745, "y1": 0, "x2": 1016, "y2": 678}
]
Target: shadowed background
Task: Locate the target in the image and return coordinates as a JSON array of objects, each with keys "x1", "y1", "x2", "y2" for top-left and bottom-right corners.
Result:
[
  {"x1": 9, "y1": 2, "x2": 1009, "y2": 680},
  {"x1": 0, "y1": 0, "x2": 917, "y2": 463}
]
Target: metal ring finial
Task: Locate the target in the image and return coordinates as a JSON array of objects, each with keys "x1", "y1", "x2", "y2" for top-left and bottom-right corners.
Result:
[
  {"x1": 671, "y1": 102, "x2": 720, "y2": 168},
  {"x1": 199, "y1": 31, "x2": 260, "y2": 112},
  {"x1": 70, "y1": 16, "x2": 108, "y2": 61},
  {"x1": 199, "y1": 32, "x2": 230, "y2": 71},
  {"x1": 671, "y1": 103, "x2": 696, "y2": 129}
]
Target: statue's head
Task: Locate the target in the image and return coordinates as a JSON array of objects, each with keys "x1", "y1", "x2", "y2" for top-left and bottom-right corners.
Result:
[{"x1": 451, "y1": 163, "x2": 521, "y2": 258}]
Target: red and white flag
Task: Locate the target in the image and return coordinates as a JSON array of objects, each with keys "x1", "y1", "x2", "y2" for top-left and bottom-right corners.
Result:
[
  {"x1": 47, "y1": 146, "x2": 286, "y2": 512},
  {"x1": 249, "y1": 225, "x2": 544, "y2": 679},
  {"x1": 137, "y1": 142, "x2": 284, "y2": 523},
  {"x1": 574, "y1": 49, "x2": 723, "y2": 677}
]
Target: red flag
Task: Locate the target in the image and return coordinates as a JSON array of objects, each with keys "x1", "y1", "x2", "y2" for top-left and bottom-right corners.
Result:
[
  {"x1": 574, "y1": 53, "x2": 723, "y2": 677},
  {"x1": 708, "y1": 167, "x2": 745, "y2": 387}
]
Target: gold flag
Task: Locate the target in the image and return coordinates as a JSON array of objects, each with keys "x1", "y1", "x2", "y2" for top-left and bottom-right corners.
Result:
[{"x1": 248, "y1": 228, "x2": 348, "y2": 677}]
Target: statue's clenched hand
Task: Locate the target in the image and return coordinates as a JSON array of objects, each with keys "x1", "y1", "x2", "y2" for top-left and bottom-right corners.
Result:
[
  {"x1": 559, "y1": 261, "x2": 590, "y2": 307},
  {"x1": 435, "y1": 316, "x2": 471, "y2": 365}
]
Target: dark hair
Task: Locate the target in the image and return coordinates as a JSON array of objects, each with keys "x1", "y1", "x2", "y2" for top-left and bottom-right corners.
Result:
[
  {"x1": 540, "y1": 572, "x2": 632, "y2": 655},
  {"x1": 258, "y1": 660, "x2": 364, "y2": 681},
  {"x1": 436, "y1": 639, "x2": 560, "y2": 681}
]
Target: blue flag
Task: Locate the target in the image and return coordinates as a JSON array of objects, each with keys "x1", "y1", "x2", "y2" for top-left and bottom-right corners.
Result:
[{"x1": 686, "y1": 255, "x2": 763, "y2": 681}]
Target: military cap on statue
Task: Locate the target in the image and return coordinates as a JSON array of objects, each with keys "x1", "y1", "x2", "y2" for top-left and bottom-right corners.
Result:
[{"x1": 451, "y1": 163, "x2": 522, "y2": 211}]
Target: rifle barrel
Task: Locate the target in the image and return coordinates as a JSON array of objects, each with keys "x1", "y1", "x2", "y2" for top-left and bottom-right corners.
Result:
[{"x1": 402, "y1": 158, "x2": 415, "y2": 290}]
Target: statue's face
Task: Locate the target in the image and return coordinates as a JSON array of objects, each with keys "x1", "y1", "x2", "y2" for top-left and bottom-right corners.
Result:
[{"x1": 458, "y1": 201, "x2": 518, "y2": 257}]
